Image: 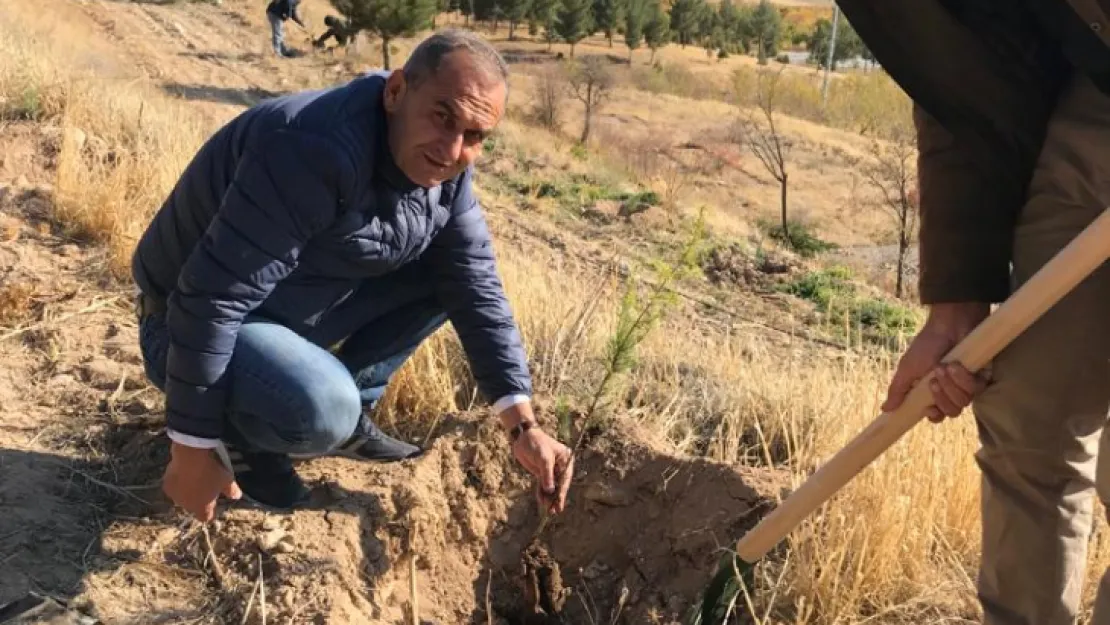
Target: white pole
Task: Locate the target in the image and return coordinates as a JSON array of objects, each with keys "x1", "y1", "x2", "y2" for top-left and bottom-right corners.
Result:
[{"x1": 821, "y1": 1, "x2": 839, "y2": 107}]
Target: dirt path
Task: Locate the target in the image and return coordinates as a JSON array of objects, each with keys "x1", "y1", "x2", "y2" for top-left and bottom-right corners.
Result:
[{"x1": 68, "y1": 0, "x2": 357, "y2": 124}]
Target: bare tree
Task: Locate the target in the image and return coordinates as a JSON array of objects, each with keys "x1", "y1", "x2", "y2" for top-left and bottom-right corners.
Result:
[
  {"x1": 567, "y1": 56, "x2": 614, "y2": 144},
  {"x1": 532, "y1": 65, "x2": 566, "y2": 131},
  {"x1": 734, "y1": 67, "x2": 792, "y2": 242},
  {"x1": 863, "y1": 125, "x2": 918, "y2": 299}
]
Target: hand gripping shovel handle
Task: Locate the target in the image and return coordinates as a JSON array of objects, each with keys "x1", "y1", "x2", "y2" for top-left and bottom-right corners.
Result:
[{"x1": 734, "y1": 207, "x2": 1110, "y2": 563}]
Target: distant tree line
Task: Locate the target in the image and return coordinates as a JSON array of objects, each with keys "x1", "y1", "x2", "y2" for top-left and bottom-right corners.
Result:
[{"x1": 327, "y1": 0, "x2": 874, "y2": 71}]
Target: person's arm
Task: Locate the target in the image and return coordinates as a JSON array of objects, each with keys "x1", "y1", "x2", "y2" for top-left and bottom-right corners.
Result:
[
  {"x1": 421, "y1": 170, "x2": 533, "y2": 416},
  {"x1": 421, "y1": 172, "x2": 573, "y2": 513},
  {"x1": 291, "y1": 0, "x2": 306, "y2": 27},
  {"x1": 164, "y1": 129, "x2": 350, "y2": 445},
  {"x1": 914, "y1": 103, "x2": 1015, "y2": 305}
]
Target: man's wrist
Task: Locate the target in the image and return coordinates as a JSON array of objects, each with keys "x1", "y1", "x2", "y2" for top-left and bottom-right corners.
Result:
[{"x1": 496, "y1": 397, "x2": 537, "y2": 433}]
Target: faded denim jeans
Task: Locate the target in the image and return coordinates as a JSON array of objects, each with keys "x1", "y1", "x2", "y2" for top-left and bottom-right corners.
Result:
[
  {"x1": 267, "y1": 12, "x2": 285, "y2": 56},
  {"x1": 138, "y1": 307, "x2": 447, "y2": 456}
]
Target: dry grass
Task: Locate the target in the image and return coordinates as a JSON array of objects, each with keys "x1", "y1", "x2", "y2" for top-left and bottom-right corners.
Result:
[
  {"x1": 55, "y1": 87, "x2": 206, "y2": 275},
  {"x1": 7, "y1": 4, "x2": 1110, "y2": 624},
  {"x1": 0, "y1": 0, "x2": 208, "y2": 277}
]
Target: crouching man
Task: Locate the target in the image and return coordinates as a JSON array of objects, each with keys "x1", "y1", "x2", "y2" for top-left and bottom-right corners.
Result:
[{"x1": 132, "y1": 30, "x2": 573, "y2": 521}]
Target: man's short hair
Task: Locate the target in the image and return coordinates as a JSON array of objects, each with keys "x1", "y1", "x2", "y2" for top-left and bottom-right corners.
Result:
[{"x1": 403, "y1": 29, "x2": 509, "y2": 92}]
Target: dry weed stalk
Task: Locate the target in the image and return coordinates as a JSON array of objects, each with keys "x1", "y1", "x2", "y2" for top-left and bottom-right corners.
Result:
[{"x1": 201, "y1": 524, "x2": 227, "y2": 591}]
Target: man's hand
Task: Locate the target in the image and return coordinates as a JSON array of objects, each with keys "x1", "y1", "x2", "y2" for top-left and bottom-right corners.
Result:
[
  {"x1": 163, "y1": 442, "x2": 242, "y2": 522},
  {"x1": 513, "y1": 427, "x2": 575, "y2": 514},
  {"x1": 882, "y1": 302, "x2": 992, "y2": 422},
  {"x1": 500, "y1": 403, "x2": 574, "y2": 514}
]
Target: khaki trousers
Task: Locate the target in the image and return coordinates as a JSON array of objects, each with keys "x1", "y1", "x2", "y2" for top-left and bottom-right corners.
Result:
[{"x1": 972, "y1": 73, "x2": 1110, "y2": 625}]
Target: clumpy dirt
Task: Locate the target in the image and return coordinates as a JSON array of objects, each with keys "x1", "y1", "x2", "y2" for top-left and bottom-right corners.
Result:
[
  {"x1": 148, "y1": 412, "x2": 778, "y2": 625},
  {"x1": 522, "y1": 540, "x2": 566, "y2": 620},
  {"x1": 700, "y1": 242, "x2": 800, "y2": 293}
]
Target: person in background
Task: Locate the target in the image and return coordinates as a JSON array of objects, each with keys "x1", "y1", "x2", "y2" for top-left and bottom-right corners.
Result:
[{"x1": 265, "y1": 0, "x2": 305, "y2": 58}]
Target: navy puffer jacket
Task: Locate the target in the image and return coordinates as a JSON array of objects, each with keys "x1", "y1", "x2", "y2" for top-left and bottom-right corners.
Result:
[{"x1": 132, "y1": 71, "x2": 532, "y2": 440}]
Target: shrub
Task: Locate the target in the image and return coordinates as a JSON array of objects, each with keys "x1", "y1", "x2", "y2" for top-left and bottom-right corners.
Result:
[
  {"x1": 531, "y1": 66, "x2": 566, "y2": 131},
  {"x1": 760, "y1": 219, "x2": 838, "y2": 258},
  {"x1": 780, "y1": 265, "x2": 921, "y2": 346}
]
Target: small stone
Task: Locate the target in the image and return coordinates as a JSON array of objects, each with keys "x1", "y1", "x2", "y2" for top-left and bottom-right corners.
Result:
[
  {"x1": 14, "y1": 175, "x2": 29, "y2": 188},
  {"x1": 273, "y1": 540, "x2": 295, "y2": 554},
  {"x1": 583, "y1": 482, "x2": 634, "y2": 507},
  {"x1": 262, "y1": 517, "x2": 281, "y2": 531},
  {"x1": 280, "y1": 588, "x2": 295, "y2": 609},
  {"x1": 259, "y1": 528, "x2": 288, "y2": 551}
]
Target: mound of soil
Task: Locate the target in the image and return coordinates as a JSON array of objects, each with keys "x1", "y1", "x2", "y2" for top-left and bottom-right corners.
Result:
[{"x1": 176, "y1": 414, "x2": 779, "y2": 624}]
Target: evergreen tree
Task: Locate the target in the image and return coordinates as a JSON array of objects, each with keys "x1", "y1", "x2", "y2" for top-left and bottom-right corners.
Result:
[
  {"x1": 667, "y1": 0, "x2": 702, "y2": 47},
  {"x1": 556, "y1": 0, "x2": 594, "y2": 57},
  {"x1": 593, "y1": 0, "x2": 624, "y2": 47},
  {"x1": 644, "y1": 0, "x2": 669, "y2": 63},
  {"x1": 696, "y1": 3, "x2": 718, "y2": 58},
  {"x1": 749, "y1": 0, "x2": 780, "y2": 64},
  {"x1": 330, "y1": 0, "x2": 436, "y2": 69},
  {"x1": 717, "y1": 0, "x2": 739, "y2": 46},
  {"x1": 527, "y1": 0, "x2": 560, "y2": 48},
  {"x1": 473, "y1": 0, "x2": 501, "y2": 26},
  {"x1": 503, "y1": 0, "x2": 533, "y2": 39},
  {"x1": 624, "y1": 0, "x2": 645, "y2": 61},
  {"x1": 807, "y1": 15, "x2": 863, "y2": 70}
]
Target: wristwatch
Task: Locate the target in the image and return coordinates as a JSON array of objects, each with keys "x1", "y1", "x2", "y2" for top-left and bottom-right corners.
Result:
[{"x1": 508, "y1": 419, "x2": 536, "y2": 442}]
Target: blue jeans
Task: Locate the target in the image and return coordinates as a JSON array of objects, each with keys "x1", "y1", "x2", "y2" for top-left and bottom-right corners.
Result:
[
  {"x1": 267, "y1": 12, "x2": 285, "y2": 55},
  {"x1": 139, "y1": 306, "x2": 447, "y2": 456}
]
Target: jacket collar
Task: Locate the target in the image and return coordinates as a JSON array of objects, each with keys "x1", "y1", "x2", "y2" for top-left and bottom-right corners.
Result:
[{"x1": 375, "y1": 100, "x2": 420, "y2": 194}]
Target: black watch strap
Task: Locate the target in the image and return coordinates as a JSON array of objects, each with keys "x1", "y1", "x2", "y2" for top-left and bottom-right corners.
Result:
[{"x1": 508, "y1": 420, "x2": 536, "y2": 442}]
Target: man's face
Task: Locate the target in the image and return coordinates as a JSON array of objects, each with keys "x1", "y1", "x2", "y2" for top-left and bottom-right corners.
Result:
[{"x1": 383, "y1": 51, "x2": 506, "y2": 188}]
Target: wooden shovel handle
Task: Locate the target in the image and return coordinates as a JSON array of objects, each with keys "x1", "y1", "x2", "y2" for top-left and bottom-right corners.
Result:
[{"x1": 735, "y1": 208, "x2": 1110, "y2": 563}]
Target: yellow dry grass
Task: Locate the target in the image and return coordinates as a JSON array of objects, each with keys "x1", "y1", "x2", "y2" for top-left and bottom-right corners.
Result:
[{"x1": 5, "y1": 3, "x2": 1110, "y2": 623}]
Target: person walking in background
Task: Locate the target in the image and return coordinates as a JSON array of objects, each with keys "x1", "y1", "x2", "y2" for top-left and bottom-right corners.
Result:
[{"x1": 266, "y1": 0, "x2": 305, "y2": 58}]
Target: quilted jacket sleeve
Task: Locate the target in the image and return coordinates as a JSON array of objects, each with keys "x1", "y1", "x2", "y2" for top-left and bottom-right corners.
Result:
[
  {"x1": 421, "y1": 169, "x2": 533, "y2": 404},
  {"x1": 164, "y1": 129, "x2": 350, "y2": 439}
]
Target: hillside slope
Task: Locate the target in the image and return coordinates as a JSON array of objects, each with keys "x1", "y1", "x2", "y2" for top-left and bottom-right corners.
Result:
[
  {"x1": 8, "y1": 0, "x2": 1084, "y2": 623},
  {"x1": 0, "y1": 0, "x2": 799, "y2": 623}
]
